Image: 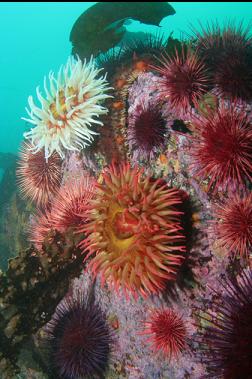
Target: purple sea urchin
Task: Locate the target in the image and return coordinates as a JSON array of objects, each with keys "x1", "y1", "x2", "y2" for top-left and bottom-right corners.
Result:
[
  {"x1": 127, "y1": 101, "x2": 167, "y2": 161},
  {"x1": 47, "y1": 293, "x2": 112, "y2": 379},
  {"x1": 195, "y1": 269, "x2": 252, "y2": 378}
]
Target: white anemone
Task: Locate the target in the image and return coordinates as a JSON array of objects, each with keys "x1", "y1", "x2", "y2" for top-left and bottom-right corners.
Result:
[{"x1": 22, "y1": 56, "x2": 112, "y2": 159}]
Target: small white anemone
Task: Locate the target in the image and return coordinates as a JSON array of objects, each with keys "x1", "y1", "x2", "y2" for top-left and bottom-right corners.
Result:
[{"x1": 22, "y1": 56, "x2": 112, "y2": 159}]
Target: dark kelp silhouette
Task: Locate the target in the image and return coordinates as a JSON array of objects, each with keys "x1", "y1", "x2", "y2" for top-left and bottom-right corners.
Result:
[{"x1": 70, "y1": 2, "x2": 176, "y2": 60}]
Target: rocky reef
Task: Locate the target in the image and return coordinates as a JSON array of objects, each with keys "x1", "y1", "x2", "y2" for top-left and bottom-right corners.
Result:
[{"x1": 1, "y1": 4, "x2": 252, "y2": 378}]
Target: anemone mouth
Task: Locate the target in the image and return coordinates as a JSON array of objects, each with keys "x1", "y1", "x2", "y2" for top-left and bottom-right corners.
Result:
[
  {"x1": 104, "y1": 202, "x2": 137, "y2": 253},
  {"x1": 112, "y1": 210, "x2": 138, "y2": 240}
]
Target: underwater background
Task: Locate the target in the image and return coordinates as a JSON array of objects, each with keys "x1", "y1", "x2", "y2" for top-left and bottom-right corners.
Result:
[
  {"x1": 1, "y1": 2, "x2": 252, "y2": 156},
  {"x1": 0, "y1": 2, "x2": 252, "y2": 379}
]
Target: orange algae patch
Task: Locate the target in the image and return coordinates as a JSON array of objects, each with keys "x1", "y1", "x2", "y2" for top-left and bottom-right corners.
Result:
[
  {"x1": 116, "y1": 79, "x2": 126, "y2": 89},
  {"x1": 134, "y1": 60, "x2": 149, "y2": 71},
  {"x1": 79, "y1": 162, "x2": 185, "y2": 298},
  {"x1": 116, "y1": 136, "x2": 124, "y2": 145},
  {"x1": 159, "y1": 154, "x2": 168, "y2": 165},
  {"x1": 112, "y1": 101, "x2": 124, "y2": 110}
]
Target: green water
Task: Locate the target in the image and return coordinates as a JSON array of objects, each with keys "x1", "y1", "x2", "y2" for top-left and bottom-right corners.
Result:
[{"x1": 0, "y1": 1, "x2": 252, "y2": 155}]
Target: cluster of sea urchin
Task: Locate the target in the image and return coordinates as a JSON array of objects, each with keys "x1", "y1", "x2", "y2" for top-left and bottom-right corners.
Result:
[
  {"x1": 190, "y1": 101, "x2": 252, "y2": 193},
  {"x1": 46, "y1": 292, "x2": 111, "y2": 379},
  {"x1": 22, "y1": 56, "x2": 111, "y2": 159},
  {"x1": 141, "y1": 308, "x2": 187, "y2": 359},
  {"x1": 79, "y1": 162, "x2": 185, "y2": 298},
  {"x1": 195, "y1": 268, "x2": 252, "y2": 379}
]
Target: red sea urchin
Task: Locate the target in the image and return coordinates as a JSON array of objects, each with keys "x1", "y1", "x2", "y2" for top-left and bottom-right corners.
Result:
[
  {"x1": 16, "y1": 142, "x2": 62, "y2": 208},
  {"x1": 46, "y1": 293, "x2": 112, "y2": 379},
  {"x1": 190, "y1": 101, "x2": 252, "y2": 193},
  {"x1": 214, "y1": 193, "x2": 252, "y2": 259},
  {"x1": 141, "y1": 308, "x2": 187, "y2": 359},
  {"x1": 195, "y1": 269, "x2": 252, "y2": 379},
  {"x1": 127, "y1": 101, "x2": 168, "y2": 161},
  {"x1": 153, "y1": 47, "x2": 209, "y2": 118},
  {"x1": 192, "y1": 21, "x2": 252, "y2": 100},
  {"x1": 30, "y1": 209, "x2": 54, "y2": 250},
  {"x1": 30, "y1": 176, "x2": 94, "y2": 249},
  {"x1": 79, "y1": 162, "x2": 185, "y2": 298},
  {"x1": 50, "y1": 175, "x2": 95, "y2": 232}
]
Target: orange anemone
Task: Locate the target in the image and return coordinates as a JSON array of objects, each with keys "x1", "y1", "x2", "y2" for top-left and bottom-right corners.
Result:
[{"x1": 79, "y1": 162, "x2": 185, "y2": 298}]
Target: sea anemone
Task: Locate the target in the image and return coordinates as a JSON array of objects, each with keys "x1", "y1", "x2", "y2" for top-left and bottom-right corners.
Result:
[
  {"x1": 195, "y1": 268, "x2": 252, "y2": 379},
  {"x1": 192, "y1": 21, "x2": 252, "y2": 100},
  {"x1": 30, "y1": 176, "x2": 94, "y2": 249},
  {"x1": 22, "y1": 56, "x2": 111, "y2": 159},
  {"x1": 214, "y1": 193, "x2": 252, "y2": 259},
  {"x1": 16, "y1": 141, "x2": 62, "y2": 207},
  {"x1": 190, "y1": 101, "x2": 252, "y2": 193},
  {"x1": 141, "y1": 308, "x2": 187, "y2": 359},
  {"x1": 46, "y1": 293, "x2": 111, "y2": 379},
  {"x1": 153, "y1": 47, "x2": 209, "y2": 118},
  {"x1": 127, "y1": 100, "x2": 168, "y2": 161},
  {"x1": 79, "y1": 162, "x2": 185, "y2": 298}
]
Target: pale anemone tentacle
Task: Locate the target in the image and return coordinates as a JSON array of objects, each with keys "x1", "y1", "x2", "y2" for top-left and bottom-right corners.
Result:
[{"x1": 22, "y1": 55, "x2": 113, "y2": 159}]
